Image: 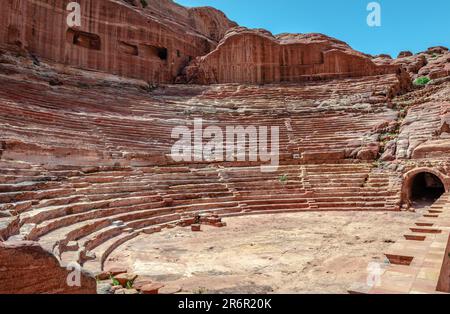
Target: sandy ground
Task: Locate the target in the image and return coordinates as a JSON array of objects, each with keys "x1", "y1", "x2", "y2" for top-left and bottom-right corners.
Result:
[{"x1": 106, "y1": 210, "x2": 424, "y2": 294}]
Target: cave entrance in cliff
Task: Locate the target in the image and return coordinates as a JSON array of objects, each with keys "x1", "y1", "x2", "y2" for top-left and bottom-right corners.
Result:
[
  {"x1": 409, "y1": 172, "x2": 445, "y2": 205},
  {"x1": 139, "y1": 45, "x2": 168, "y2": 61},
  {"x1": 66, "y1": 29, "x2": 101, "y2": 51}
]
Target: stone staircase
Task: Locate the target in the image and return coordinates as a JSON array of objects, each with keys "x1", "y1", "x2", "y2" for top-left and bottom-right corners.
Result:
[
  {"x1": 0, "y1": 158, "x2": 406, "y2": 275},
  {"x1": 0, "y1": 73, "x2": 415, "y2": 277},
  {"x1": 349, "y1": 192, "x2": 450, "y2": 294}
]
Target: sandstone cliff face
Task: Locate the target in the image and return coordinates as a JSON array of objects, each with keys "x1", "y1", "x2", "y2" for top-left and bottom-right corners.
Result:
[
  {"x1": 0, "y1": 0, "x2": 235, "y2": 83},
  {"x1": 136, "y1": 0, "x2": 238, "y2": 42},
  {"x1": 372, "y1": 47, "x2": 450, "y2": 161},
  {"x1": 184, "y1": 27, "x2": 401, "y2": 84},
  {"x1": 0, "y1": 240, "x2": 96, "y2": 294},
  {"x1": 1, "y1": 0, "x2": 450, "y2": 295},
  {"x1": 188, "y1": 7, "x2": 239, "y2": 42},
  {"x1": 374, "y1": 46, "x2": 450, "y2": 81}
]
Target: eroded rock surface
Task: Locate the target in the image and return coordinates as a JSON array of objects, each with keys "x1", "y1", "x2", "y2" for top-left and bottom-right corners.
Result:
[
  {"x1": 0, "y1": 240, "x2": 96, "y2": 294},
  {"x1": 0, "y1": 0, "x2": 236, "y2": 83},
  {"x1": 184, "y1": 27, "x2": 403, "y2": 84},
  {"x1": 0, "y1": 0, "x2": 449, "y2": 295}
]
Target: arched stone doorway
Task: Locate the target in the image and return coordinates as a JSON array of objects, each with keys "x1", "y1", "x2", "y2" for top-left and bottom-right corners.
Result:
[{"x1": 402, "y1": 168, "x2": 448, "y2": 207}]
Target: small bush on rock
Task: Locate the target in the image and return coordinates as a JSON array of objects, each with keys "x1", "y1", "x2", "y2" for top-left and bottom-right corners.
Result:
[
  {"x1": 110, "y1": 275, "x2": 121, "y2": 286},
  {"x1": 279, "y1": 174, "x2": 288, "y2": 185},
  {"x1": 413, "y1": 76, "x2": 431, "y2": 86},
  {"x1": 140, "y1": 0, "x2": 148, "y2": 8}
]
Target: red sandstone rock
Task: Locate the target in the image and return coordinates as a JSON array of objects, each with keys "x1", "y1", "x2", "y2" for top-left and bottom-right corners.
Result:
[
  {"x1": 191, "y1": 224, "x2": 202, "y2": 232},
  {"x1": 184, "y1": 27, "x2": 401, "y2": 84},
  {"x1": 357, "y1": 143, "x2": 380, "y2": 161},
  {"x1": 114, "y1": 288, "x2": 139, "y2": 295},
  {"x1": 398, "y1": 51, "x2": 413, "y2": 58},
  {"x1": 114, "y1": 273, "x2": 138, "y2": 287},
  {"x1": 96, "y1": 267, "x2": 128, "y2": 281},
  {"x1": 0, "y1": 241, "x2": 96, "y2": 294},
  {"x1": 110, "y1": 285, "x2": 123, "y2": 293},
  {"x1": 141, "y1": 283, "x2": 165, "y2": 295},
  {"x1": 412, "y1": 140, "x2": 450, "y2": 159},
  {"x1": 159, "y1": 284, "x2": 182, "y2": 294},
  {"x1": 163, "y1": 198, "x2": 174, "y2": 206},
  {"x1": 0, "y1": 0, "x2": 449, "y2": 297},
  {"x1": 427, "y1": 46, "x2": 449, "y2": 54},
  {"x1": 133, "y1": 277, "x2": 154, "y2": 291},
  {"x1": 376, "y1": 48, "x2": 450, "y2": 81},
  {"x1": 0, "y1": 0, "x2": 235, "y2": 83},
  {"x1": 380, "y1": 141, "x2": 397, "y2": 162}
]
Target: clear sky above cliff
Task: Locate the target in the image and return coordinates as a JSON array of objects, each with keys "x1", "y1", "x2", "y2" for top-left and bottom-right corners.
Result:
[{"x1": 175, "y1": 0, "x2": 450, "y2": 57}]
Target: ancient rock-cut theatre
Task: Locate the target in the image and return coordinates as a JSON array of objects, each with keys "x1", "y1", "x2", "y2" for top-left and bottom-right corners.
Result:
[{"x1": 0, "y1": 0, "x2": 449, "y2": 294}]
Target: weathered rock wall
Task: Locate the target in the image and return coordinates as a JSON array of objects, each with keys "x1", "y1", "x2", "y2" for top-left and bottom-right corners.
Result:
[
  {"x1": 138, "y1": 0, "x2": 237, "y2": 42},
  {"x1": 0, "y1": 240, "x2": 96, "y2": 294},
  {"x1": 0, "y1": 0, "x2": 235, "y2": 83},
  {"x1": 185, "y1": 28, "x2": 402, "y2": 84}
]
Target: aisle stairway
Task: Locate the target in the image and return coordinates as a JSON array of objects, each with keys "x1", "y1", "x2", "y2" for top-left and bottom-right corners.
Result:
[{"x1": 349, "y1": 192, "x2": 450, "y2": 294}]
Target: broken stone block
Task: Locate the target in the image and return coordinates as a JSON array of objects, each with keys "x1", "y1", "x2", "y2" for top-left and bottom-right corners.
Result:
[
  {"x1": 213, "y1": 222, "x2": 227, "y2": 228},
  {"x1": 65, "y1": 241, "x2": 79, "y2": 251},
  {"x1": 114, "y1": 288, "x2": 139, "y2": 295},
  {"x1": 114, "y1": 273, "x2": 138, "y2": 287},
  {"x1": 141, "y1": 283, "x2": 165, "y2": 295},
  {"x1": 110, "y1": 285, "x2": 123, "y2": 293},
  {"x1": 133, "y1": 277, "x2": 154, "y2": 291},
  {"x1": 191, "y1": 224, "x2": 201, "y2": 232},
  {"x1": 96, "y1": 267, "x2": 128, "y2": 281},
  {"x1": 97, "y1": 281, "x2": 113, "y2": 294}
]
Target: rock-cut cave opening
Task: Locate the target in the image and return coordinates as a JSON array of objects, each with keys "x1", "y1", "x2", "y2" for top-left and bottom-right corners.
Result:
[{"x1": 410, "y1": 172, "x2": 445, "y2": 205}]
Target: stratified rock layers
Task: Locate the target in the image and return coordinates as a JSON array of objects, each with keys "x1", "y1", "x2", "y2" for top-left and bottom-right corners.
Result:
[
  {"x1": 185, "y1": 28, "x2": 401, "y2": 84},
  {"x1": 0, "y1": 241, "x2": 96, "y2": 294},
  {"x1": 0, "y1": 0, "x2": 449, "y2": 295},
  {"x1": 0, "y1": 0, "x2": 235, "y2": 83}
]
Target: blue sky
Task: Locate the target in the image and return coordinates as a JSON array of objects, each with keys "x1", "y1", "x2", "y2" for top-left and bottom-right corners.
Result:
[{"x1": 175, "y1": 0, "x2": 450, "y2": 57}]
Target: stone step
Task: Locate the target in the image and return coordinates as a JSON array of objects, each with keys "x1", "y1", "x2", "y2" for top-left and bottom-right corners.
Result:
[{"x1": 244, "y1": 203, "x2": 311, "y2": 211}]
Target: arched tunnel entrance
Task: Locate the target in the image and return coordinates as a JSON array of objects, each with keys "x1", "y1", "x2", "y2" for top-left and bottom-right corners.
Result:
[{"x1": 409, "y1": 172, "x2": 445, "y2": 205}]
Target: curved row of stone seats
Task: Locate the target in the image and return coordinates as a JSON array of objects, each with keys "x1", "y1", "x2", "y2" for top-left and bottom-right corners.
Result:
[
  {"x1": 304, "y1": 164, "x2": 401, "y2": 211},
  {"x1": 0, "y1": 72, "x2": 409, "y2": 275},
  {"x1": 1, "y1": 158, "x2": 402, "y2": 274},
  {"x1": 290, "y1": 108, "x2": 395, "y2": 155},
  {"x1": 0, "y1": 160, "x2": 76, "y2": 217},
  {"x1": 0, "y1": 82, "x2": 172, "y2": 156},
  {"x1": 219, "y1": 165, "x2": 310, "y2": 214},
  {"x1": 0, "y1": 74, "x2": 402, "y2": 163},
  {"x1": 195, "y1": 75, "x2": 400, "y2": 104},
  {"x1": 0, "y1": 164, "x2": 235, "y2": 273}
]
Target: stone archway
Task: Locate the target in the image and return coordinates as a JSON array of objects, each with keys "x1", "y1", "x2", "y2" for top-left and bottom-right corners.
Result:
[{"x1": 401, "y1": 168, "x2": 448, "y2": 207}]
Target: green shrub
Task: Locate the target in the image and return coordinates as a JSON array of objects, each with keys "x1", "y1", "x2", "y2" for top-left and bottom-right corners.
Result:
[
  {"x1": 110, "y1": 275, "x2": 120, "y2": 287},
  {"x1": 279, "y1": 174, "x2": 288, "y2": 185},
  {"x1": 140, "y1": 0, "x2": 148, "y2": 8},
  {"x1": 126, "y1": 280, "x2": 134, "y2": 289},
  {"x1": 413, "y1": 76, "x2": 431, "y2": 86}
]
